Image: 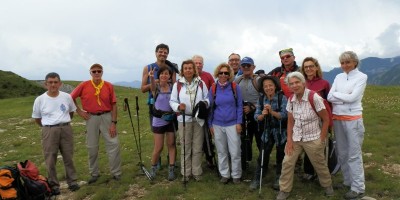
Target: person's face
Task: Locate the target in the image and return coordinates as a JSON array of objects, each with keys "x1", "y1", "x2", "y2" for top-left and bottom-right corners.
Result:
[
  {"x1": 193, "y1": 57, "x2": 204, "y2": 73},
  {"x1": 45, "y1": 77, "x2": 61, "y2": 94},
  {"x1": 288, "y1": 77, "x2": 305, "y2": 95},
  {"x1": 159, "y1": 70, "x2": 171, "y2": 83},
  {"x1": 156, "y1": 48, "x2": 169, "y2": 62},
  {"x1": 218, "y1": 66, "x2": 230, "y2": 83},
  {"x1": 340, "y1": 59, "x2": 357, "y2": 73},
  {"x1": 263, "y1": 79, "x2": 276, "y2": 97},
  {"x1": 90, "y1": 67, "x2": 103, "y2": 80},
  {"x1": 240, "y1": 63, "x2": 255, "y2": 76},
  {"x1": 228, "y1": 55, "x2": 240, "y2": 72},
  {"x1": 303, "y1": 61, "x2": 317, "y2": 79},
  {"x1": 280, "y1": 53, "x2": 295, "y2": 67},
  {"x1": 183, "y1": 63, "x2": 195, "y2": 79}
]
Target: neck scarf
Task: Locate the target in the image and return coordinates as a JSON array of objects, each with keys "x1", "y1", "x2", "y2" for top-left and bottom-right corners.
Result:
[{"x1": 91, "y1": 79, "x2": 104, "y2": 105}]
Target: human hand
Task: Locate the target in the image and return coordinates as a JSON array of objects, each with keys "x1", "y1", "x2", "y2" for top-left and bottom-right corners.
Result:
[
  {"x1": 109, "y1": 123, "x2": 117, "y2": 138},
  {"x1": 243, "y1": 105, "x2": 251, "y2": 115},
  {"x1": 236, "y1": 124, "x2": 242, "y2": 134},
  {"x1": 179, "y1": 103, "x2": 186, "y2": 112}
]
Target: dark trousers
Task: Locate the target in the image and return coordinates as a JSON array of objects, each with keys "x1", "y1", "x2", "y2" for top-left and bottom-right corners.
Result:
[
  {"x1": 241, "y1": 118, "x2": 262, "y2": 170},
  {"x1": 257, "y1": 133, "x2": 285, "y2": 176}
]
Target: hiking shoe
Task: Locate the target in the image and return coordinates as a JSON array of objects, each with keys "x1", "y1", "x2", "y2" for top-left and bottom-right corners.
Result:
[
  {"x1": 88, "y1": 176, "x2": 99, "y2": 184},
  {"x1": 276, "y1": 191, "x2": 290, "y2": 200},
  {"x1": 68, "y1": 183, "x2": 80, "y2": 192},
  {"x1": 232, "y1": 178, "x2": 241, "y2": 184},
  {"x1": 220, "y1": 177, "x2": 229, "y2": 184},
  {"x1": 325, "y1": 185, "x2": 334, "y2": 197},
  {"x1": 168, "y1": 166, "x2": 175, "y2": 181},
  {"x1": 150, "y1": 165, "x2": 157, "y2": 179},
  {"x1": 193, "y1": 175, "x2": 202, "y2": 182},
  {"x1": 52, "y1": 187, "x2": 60, "y2": 195},
  {"x1": 249, "y1": 178, "x2": 260, "y2": 190},
  {"x1": 333, "y1": 183, "x2": 350, "y2": 190},
  {"x1": 113, "y1": 175, "x2": 121, "y2": 181},
  {"x1": 344, "y1": 190, "x2": 364, "y2": 199}
]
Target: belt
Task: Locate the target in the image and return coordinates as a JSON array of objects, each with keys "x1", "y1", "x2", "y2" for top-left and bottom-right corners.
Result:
[
  {"x1": 43, "y1": 122, "x2": 70, "y2": 127},
  {"x1": 89, "y1": 111, "x2": 110, "y2": 116}
]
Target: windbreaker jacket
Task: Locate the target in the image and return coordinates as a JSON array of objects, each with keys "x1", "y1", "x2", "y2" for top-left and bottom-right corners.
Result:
[{"x1": 327, "y1": 68, "x2": 367, "y2": 116}]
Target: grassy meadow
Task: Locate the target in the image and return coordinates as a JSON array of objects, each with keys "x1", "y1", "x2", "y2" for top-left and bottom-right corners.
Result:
[{"x1": 0, "y1": 84, "x2": 399, "y2": 200}]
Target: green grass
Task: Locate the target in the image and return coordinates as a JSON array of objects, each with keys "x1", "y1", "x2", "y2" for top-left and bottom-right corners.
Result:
[{"x1": 1, "y1": 85, "x2": 399, "y2": 199}]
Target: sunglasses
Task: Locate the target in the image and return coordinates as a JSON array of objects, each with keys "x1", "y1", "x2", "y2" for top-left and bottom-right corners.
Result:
[
  {"x1": 280, "y1": 55, "x2": 292, "y2": 60},
  {"x1": 91, "y1": 70, "x2": 103, "y2": 74},
  {"x1": 218, "y1": 71, "x2": 229, "y2": 75},
  {"x1": 241, "y1": 64, "x2": 252, "y2": 68}
]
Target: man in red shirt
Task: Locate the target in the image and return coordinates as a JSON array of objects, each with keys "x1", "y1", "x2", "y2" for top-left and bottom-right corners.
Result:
[
  {"x1": 193, "y1": 55, "x2": 214, "y2": 90},
  {"x1": 71, "y1": 63, "x2": 122, "y2": 184}
]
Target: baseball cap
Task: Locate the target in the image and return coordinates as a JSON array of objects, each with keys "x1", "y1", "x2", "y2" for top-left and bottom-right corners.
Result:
[{"x1": 240, "y1": 57, "x2": 254, "y2": 65}]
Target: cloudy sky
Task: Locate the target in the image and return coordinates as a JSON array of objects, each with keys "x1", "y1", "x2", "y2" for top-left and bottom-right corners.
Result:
[{"x1": 1, "y1": 0, "x2": 399, "y2": 83}]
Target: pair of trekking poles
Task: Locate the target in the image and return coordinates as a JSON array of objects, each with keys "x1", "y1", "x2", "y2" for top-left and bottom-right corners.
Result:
[{"x1": 124, "y1": 96, "x2": 153, "y2": 181}]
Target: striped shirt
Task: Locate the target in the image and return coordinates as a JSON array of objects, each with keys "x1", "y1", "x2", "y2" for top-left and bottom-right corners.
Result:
[{"x1": 287, "y1": 89, "x2": 326, "y2": 142}]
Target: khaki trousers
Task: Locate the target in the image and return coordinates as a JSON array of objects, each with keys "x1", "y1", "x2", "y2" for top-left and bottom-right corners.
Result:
[
  {"x1": 178, "y1": 121, "x2": 204, "y2": 177},
  {"x1": 279, "y1": 139, "x2": 332, "y2": 192}
]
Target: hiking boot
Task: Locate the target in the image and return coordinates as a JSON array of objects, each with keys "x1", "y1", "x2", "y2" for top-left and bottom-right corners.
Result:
[
  {"x1": 168, "y1": 165, "x2": 175, "y2": 181},
  {"x1": 68, "y1": 183, "x2": 80, "y2": 192},
  {"x1": 113, "y1": 174, "x2": 121, "y2": 181},
  {"x1": 232, "y1": 178, "x2": 241, "y2": 184},
  {"x1": 220, "y1": 177, "x2": 229, "y2": 184},
  {"x1": 51, "y1": 187, "x2": 60, "y2": 195},
  {"x1": 333, "y1": 183, "x2": 350, "y2": 190},
  {"x1": 193, "y1": 175, "x2": 202, "y2": 182},
  {"x1": 325, "y1": 185, "x2": 334, "y2": 197},
  {"x1": 157, "y1": 157, "x2": 162, "y2": 170},
  {"x1": 150, "y1": 165, "x2": 157, "y2": 179},
  {"x1": 249, "y1": 178, "x2": 260, "y2": 190},
  {"x1": 88, "y1": 175, "x2": 99, "y2": 184},
  {"x1": 344, "y1": 190, "x2": 364, "y2": 199},
  {"x1": 272, "y1": 176, "x2": 280, "y2": 191},
  {"x1": 276, "y1": 191, "x2": 290, "y2": 200}
]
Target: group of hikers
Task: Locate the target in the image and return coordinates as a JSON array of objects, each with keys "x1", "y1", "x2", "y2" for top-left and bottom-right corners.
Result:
[{"x1": 31, "y1": 43, "x2": 367, "y2": 200}]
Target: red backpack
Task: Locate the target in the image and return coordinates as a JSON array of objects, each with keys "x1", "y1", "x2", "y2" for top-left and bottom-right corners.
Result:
[
  {"x1": 17, "y1": 160, "x2": 52, "y2": 199},
  {"x1": 290, "y1": 90, "x2": 333, "y2": 129}
]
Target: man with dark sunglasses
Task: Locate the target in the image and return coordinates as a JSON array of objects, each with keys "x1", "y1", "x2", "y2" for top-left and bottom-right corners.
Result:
[
  {"x1": 234, "y1": 57, "x2": 262, "y2": 172},
  {"x1": 267, "y1": 48, "x2": 300, "y2": 98},
  {"x1": 71, "y1": 63, "x2": 122, "y2": 184}
]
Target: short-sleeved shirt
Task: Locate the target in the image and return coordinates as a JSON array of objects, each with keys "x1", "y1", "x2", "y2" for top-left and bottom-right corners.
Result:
[
  {"x1": 32, "y1": 91, "x2": 76, "y2": 126},
  {"x1": 70, "y1": 80, "x2": 116, "y2": 113},
  {"x1": 286, "y1": 89, "x2": 325, "y2": 142}
]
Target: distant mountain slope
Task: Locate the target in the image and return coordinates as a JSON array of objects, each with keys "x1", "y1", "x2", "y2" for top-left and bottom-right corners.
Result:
[
  {"x1": 323, "y1": 56, "x2": 400, "y2": 85},
  {"x1": 0, "y1": 70, "x2": 46, "y2": 99},
  {"x1": 113, "y1": 80, "x2": 141, "y2": 88}
]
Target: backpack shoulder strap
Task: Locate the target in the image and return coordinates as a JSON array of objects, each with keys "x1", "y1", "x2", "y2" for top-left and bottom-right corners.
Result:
[
  {"x1": 231, "y1": 82, "x2": 238, "y2": 107},
  {"x1": 177, "y1": 81, "x2": 182, "y2": 102},
  {"x1": 308, "y1": 90, "x2": 317, "y2": 114},
  {"x1": 236, "y1": 75, "x2": 244, "y2": 84},
  {"x1": 277, "y1": 91, "x2": 283, "y2": 111},
  {"x1": 252, "y1": 74, "x2": 259, "y2": 92}
]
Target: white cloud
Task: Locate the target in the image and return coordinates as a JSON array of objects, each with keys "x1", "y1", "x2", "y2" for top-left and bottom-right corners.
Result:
[{"x1": 0, "y1": 0, "x2": 399, "y2": 82}]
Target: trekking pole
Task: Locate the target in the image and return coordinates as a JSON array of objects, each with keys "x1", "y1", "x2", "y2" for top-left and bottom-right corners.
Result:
[
  {"x1": 182, "y1": 111, "x2": 187, "y2": 189},
  {"x1": 205, "y1": 123, "x2": 220, "y2": 177},
  {"x1": 244, "y1": 114, "x2": 249, "y2": 170},
  {"x1": 259, "y1": 113, "x2": 270, "y2": 196},
  {"x1": 124, "y1": 98, "x2": 153, "y2": 181}
]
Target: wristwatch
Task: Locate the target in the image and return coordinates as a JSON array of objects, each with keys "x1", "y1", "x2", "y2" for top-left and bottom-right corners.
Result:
[{"x1": 112, "y1": 120, "x2": 117, "y2": 124}]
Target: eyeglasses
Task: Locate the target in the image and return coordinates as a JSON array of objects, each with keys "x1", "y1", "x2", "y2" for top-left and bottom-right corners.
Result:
[
  {"x1": 241, "y1": 64, "x2": 252, "y2": 68},
  {"x1": 304, "y1": 65, "x2": 315, "y2": 69},
  {"x1": 91, "y1": 70, "x2": 103, "y2": 74},
  {"x1": 218, "y1": 71, "x2": 229, "y2": 76},
  {"x1": 229, "y1": 58, "x2": 240, "y2": 62},
  {"x1": 280, "y1": 55, "x2": 292, "y2": 60},
  {"x1": 46, "y1": 81, "x2": 59, "y2": 84}
]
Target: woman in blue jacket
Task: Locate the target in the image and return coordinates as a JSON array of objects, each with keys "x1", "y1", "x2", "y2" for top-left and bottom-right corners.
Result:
[{"x1": 208, "y1": 63, "x2": 243, "y2": 184}]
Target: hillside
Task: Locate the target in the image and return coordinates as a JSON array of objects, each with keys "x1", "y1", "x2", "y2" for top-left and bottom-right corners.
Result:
[
  {"x1": 0, "y1": 70, "x2": 46, "y2": 99},
  {"x1": 323, "y1": 56, "x2": 400, "y2": 85}
]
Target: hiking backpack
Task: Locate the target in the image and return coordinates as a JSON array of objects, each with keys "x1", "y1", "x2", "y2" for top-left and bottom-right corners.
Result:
[
  {"x1": 235, "y1": 74, "x2": 260, "y2": 93},
  {"x1": 0, "y1": 166, "x2": 24, "y2": 200},
  {"x1": 17, "y1": 160, "x2": 51, "y2": 200}
]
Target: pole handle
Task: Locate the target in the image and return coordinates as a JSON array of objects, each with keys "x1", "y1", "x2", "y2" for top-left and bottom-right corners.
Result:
[{"x1": 135, "y1": 96, "x2": 139, "y2": 111}]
